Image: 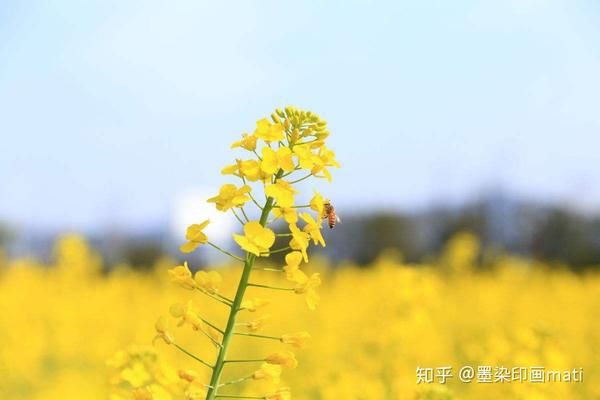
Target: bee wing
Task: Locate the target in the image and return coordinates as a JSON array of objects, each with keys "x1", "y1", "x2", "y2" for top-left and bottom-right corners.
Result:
[{"x1": 335, "y1": 214, "x2": 342, "y2": 223}]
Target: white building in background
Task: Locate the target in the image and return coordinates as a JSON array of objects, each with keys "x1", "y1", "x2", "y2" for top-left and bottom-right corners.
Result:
[{"x1": 171, "y1": 188, "x2": 237, "y2": 264}]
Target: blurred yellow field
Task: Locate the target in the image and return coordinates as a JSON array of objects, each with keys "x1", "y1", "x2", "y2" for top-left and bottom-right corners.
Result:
[{"x1": 1, "y1": 234, "x2": 597, "y2": 400}]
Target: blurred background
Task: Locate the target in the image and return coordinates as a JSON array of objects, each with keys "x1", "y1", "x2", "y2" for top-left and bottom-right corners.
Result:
[{"x1": 1, "y1": 1, "x2": 600, "y2": 399}]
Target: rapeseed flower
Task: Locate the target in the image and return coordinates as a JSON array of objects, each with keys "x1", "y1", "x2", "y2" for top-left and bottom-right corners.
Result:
[
  {"x1": 301, "y1": 213, "x2": 325, "y2": 247},
  {"x1": 289, "y1": 224, "x2": 310, "y2": 262},
  {"x1": 252, "y1": 363, "x2": 282, "y2": 384},
  {"x1": 139, "y1": 107, "x2": 338, "y2": 400},
  {"x1": 261, "y1": 147, "x2": 295, "y2": 174},
  {"x1": 233, "y1": 221, "x2": 276, "y2": 256},
  {"x1": 207, "y1": 184, "x2": 251, "y2": 211},
  {"x1": 246, "y1": 314, "x2": 271, "y2": 332},
  {"x1": 280, "y1": 331, "x2": 311, "y2": 348},
  {"x1": 265, "y1": 351, "x2": 298, "y2": 369},
  {"x1": 180, "y1": 221, "x2": 210, "y2": 253},
  {"x1": 169, "y1": 301, "x2": 203, "y2": 330},
  {"x1": 230, "y1": 133, "x2": 257, "y2": 151},
  {"x1": 254, "y1": 118, "x2": 284, "y2": 142},
  {"x1": 168, "y1": 262, "x2": 197, "y2": 290},
  {"x1": 272, "y1": 207, "x2": 298, "y2": 224},
  {"x1": 310, "y1": 191, "x2": 325, "y2": 218},
  {"x1": 241, "y1": 298, "x2": 270, "y2": 312},
  {"x1": 294, "y1": 273, "x2": 321, "y2": 310},
  {"x1": 194, "y1": 270, "x2": 222, "y2": 294},
  {"x1": 265, "y1": 180, "x2": 298, "y2": 208},
  {"x1": 283, "y1": 251, "x2": 306, "y2": 283},
  {"x1": 153, "y1": 317, "x2": 173, "y2": 345}
]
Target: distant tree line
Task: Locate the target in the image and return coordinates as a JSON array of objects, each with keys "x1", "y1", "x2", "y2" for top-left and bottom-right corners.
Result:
[
  {"x1": 321, "y1": 195, "x2": 600, "y2": 271},
  {"x1": 4, "y1": 194, "x2": 600, "y2": 272},
  {"x1": 102, "y1": 196, "x2": 600, "y2": 271}
]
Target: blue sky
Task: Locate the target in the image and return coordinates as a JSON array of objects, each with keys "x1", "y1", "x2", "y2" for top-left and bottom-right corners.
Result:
[{"x1": 1, "y1": 0, "x2": 600, "y2": 233}]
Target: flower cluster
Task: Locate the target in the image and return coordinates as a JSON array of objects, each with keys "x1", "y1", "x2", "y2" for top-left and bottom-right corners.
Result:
[{"x1": 154, "y1": 107, "x2": 339, "y2": 400}]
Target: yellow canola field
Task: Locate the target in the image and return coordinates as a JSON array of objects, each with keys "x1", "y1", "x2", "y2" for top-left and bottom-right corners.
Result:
[{"x1": 0, "y1": 235, "x2": 598, "y2": 400}]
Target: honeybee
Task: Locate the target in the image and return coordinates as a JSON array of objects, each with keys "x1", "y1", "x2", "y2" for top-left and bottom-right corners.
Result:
[{"x1": 322, "y1": 201, "x2": 341, "y2": 229}]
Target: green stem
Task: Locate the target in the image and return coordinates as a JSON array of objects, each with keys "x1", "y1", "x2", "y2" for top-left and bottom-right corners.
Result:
[
  {"x1": 214, "y1": 293, "x2": 235, "y2": 304},
  {"x1": 207, "y1": 242, "x2": 245, "y2": 262},
  {"x1": 223, "y1": 358, "x2": 265, "y2": 363},
  {"x1": 281, "y1": 167, "x2": 302, "y2": 178},
  {"x1": 231, "y1": 209, "x2": 245, "y2": 225},
  {"x1": 239, "y1": 207, "x2": 250, "y2": 222},
  {"x1": 289, "y1": 173, "x2": 312, "y2": 184},
  {"x1": 247, "y1": 282, "x2": 294, "y2": 291},
  {"x1": 201, "y1": 318, "x2": 224, "y2": 334},
  {"x1": 174, "y1": 343, "x2": 213, "y2": 369},
  {"x1": 242, "y1": 177, "x2": 264, "y2": 210},
  {"x1": 199, "y1": 327, "x2": 223, "y2": 348},
  {"x1": 205, "y1": 170, "x2": 283, "y2": 400},
  {"x1": 196, "y1": 288, "x2": 233, "y2": 307},
  {"x1": 273, "y1": 204, "x2": 310, "y2": 209},
  {"x1": 234, "y1": 332, "x2": 281, "y2": 341},
  {"x1": 261, "y1": 246, "x2": 291, "y2": 255}
]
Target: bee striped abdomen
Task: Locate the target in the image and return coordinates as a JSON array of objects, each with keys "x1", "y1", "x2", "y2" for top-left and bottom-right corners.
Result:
[{"x1": 323, "y1": 202, "x2": 338, "y2": 229}]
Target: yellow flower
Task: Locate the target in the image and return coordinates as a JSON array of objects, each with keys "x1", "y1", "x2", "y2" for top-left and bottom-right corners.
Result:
[
  {"x1": 318, "y1": 145, "x2": 341, "y2": 167},
  {"x1": 132, "y1": 387, "x2": 153, "y2": 400},
  {"x1": 261, "y1": 147, "x2": 295, "y2": 175},
  {"x1": 265, "y1": 351, "x2": 298, "y2": 369},
  {"x1": 311, "y1": 145, "x2": 340, "y2": 182},
  {"x1": 289, "y1": 223, "x2": 310, "y2": 262},
  {"x1": 252, "y1": 362, "x2": 282, "y2": 384},
  {"x1": 281, "y1": 331, "x2": 311, "y2": 348},
  {"x1": 310, "y1": 191, "x2": 325, "y2": 218},
  {"x1": 207, "y1": 184, "x2": 251, "y2": 211},
  {"x1": 169, "y1": 301, "x2": 202, "y2": 330},
  {"x1": 194, "y1": 270, "x2": 222, "y2": 294},
  {"x1": 180, "y1": 220, "x2": 210, "y2": 253},
  {"x1": 254, "y1": 118, "x2": 284, "y2": 142},
  {"x1": 170, "y1": 301, "x2": 220, "y2": 342},
  {"x1": 294, "y1": 144, "x2": 339, "y2": 181},
  {"x1": 230, "y1": 132, "x2": 257, "y2": 151},
  {"x1": 265, "y1": 387, "x2": 292, "y2": 400},
  {"x1": 221, "y1": 159, "x2": 266, "y2": 182},
  {"x1": 265, "y1": 180, "x2": 298, "y2": 208},
  {"x1": 168, "y1": 262, "x2": 197, "y2": 290},
  {"x1": 240, "y1": 159, "x2": 267, "y2": 181},
  {"x1": 153, "y1": 317, "x2": 174, "y2": 345},
  {"x1": 283, "y1": 251, "x2": 307, "y2": 283},
  {"x1": 246, "y1": 314, "x2": 270, "y2": 332},
  {"x1": 294, "y1": 273, "x2": 321, "y2": 310},
  {"x1": 293, "y1": 144, "x2": 320, "y2": 170},
  {"x1": 233, "y1": 221, "x2": 276, "y2": 256},
  {"x1": 272, "y1": 207, "x2": 298, "y2": 224},
  {"x1": 221, "y1": 162, "x2": 239, "y2": 175},
  {"x1": 241, "y1": 297, "x2": 270, "y2": 312},
  {"x1": 301, "y1": 213, "x2": 325, "y2": 247}
]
